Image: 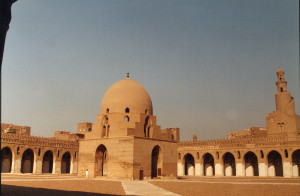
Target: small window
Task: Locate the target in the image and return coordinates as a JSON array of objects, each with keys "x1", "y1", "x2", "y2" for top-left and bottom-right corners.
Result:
[
  {"x1": 125, "y1": 107, "x2": 130, "y2": 113},
  {"x1": 58, "y1": 150, "x2": 60, "y2": 158},
  {"x1": 88, "y1": 128, "x2": 92, "y2": 132},
  {"x1": 38, "y1": 148, "x2": 41, "y2": 156},
  {"x1": 145, "y1": 110, "x2": 148, "y2": 114},
  {"x1": 280, "y1": 87, "x2": 283, "y2": 92},
  {"x1": 106, "y1": 108, "x2": 109, "y2": 113},
  {"x1": 75, "y1": 152, "x2": 77, "y2": 158},
  {"x1": 125, "y1": 116, "x2": 130, "y2": 122},
  {"x1": 238, "y1": 151, "x2": 241, "y2": 159},
  {"x1": 284, "y1": 149, "x2": 288, "y2": 158},
  {"x1": 260, "y1": 150, "x2": 264, "y2": 158}
]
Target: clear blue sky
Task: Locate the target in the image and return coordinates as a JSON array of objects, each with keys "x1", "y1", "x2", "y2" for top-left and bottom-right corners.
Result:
[{"x1": 2, "y1": 0, "x2": 299, "y2": 141}]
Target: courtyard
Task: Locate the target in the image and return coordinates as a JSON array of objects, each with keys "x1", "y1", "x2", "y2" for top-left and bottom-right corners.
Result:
[{"x1": 1, "y1": 174, "x2": 300, "y2": 196}]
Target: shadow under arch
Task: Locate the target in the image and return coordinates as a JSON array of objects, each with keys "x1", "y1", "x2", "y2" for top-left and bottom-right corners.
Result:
[
  {"x1": 223, "y1": 152, "x2": 236, "y2": 176},
  {"x1": 203, "y1": 153, "x2": 214, "y2": 176},
  {"x1": 1, "y1": 146, "x2": 13, "y2": 173},
  {"x1": 244, "y1": 151, "x2": 259, "y2": 176},
  {"x1": 42, "y1": 150, "x2": 53, "y2": 173},
  {"x1": 267, "y1": 150, "x2": 283, "y2": 177},
  {"x1": 183, "y1": 153, "x2": 195, "y2": 176},
  {"x1": 21, "y1": 148, "x2": 34, "y2": 173},
  {"x1": 95, "y1": 144, "x2": 107, "y2": 177},
  {"x1": 61, "y1": 152, "x2": 71, "y2": 174},
  {"x1": 151, "y1": 145, "x2": 162, "y2": 178}
]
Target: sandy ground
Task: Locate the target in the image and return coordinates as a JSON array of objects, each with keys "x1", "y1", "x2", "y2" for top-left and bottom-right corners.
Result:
[
  {"x1": 2, "y1": 174, "x2": 300, "y2": 196},
  {"x1": 150, "y1": 177, "x2": 300, "y2": 196}
]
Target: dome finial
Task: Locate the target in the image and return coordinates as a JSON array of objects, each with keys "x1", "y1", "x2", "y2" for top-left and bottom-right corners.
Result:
[{"x1": 126, "y1": 72, "x2": 129, "y2": 78}]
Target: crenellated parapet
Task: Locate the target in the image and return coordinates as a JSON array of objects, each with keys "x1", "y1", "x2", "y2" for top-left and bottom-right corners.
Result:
[
  {"x1": 179, "y1": 134, "x2": 300, "y2": 149},
  {"x1": 1, "y1": 132, "x2": 79, "y2": 149}
]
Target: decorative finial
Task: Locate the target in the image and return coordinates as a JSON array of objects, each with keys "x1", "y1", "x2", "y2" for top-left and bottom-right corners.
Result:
[{"x1": 126, "y1": 72, "x2": 129, "y2": 78}]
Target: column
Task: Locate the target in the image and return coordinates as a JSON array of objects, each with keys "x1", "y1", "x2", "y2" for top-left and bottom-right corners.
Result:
[
  {"x1": 236, "y1": 162, "x2": 245, "y2": 176},
  {"x1": 258, "y1": 162, "x2": 267, "y2": 176},
  {"x1": 177, "y1": 162, "x2": 184, "y2": 176},
  {"x1": 195, "y1": 163, "x2": 203, "y2": 176},
  {"x1": 283, "y1": 161, "x2": 292, "y2": 177},
  {"x1": 215, "y1": 162, "x2": 223, "y2": 176}
]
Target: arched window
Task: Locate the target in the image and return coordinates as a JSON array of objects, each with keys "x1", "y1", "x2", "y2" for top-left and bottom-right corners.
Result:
[
  {"x1": 106, "y1": 108, "x2": 109, "y2": 113},
  {"x1": 284, "y1": 149, "x2": 288, "y2": 158},
  {"x1": 260, "y1": 150, "x2": 264, "y2": 158},
  {"x1": 280, "y1": 87, "x2": 283, "y2": 92},
  {"x1": 125, "y1": 107, "x2": 130, "y2": 113},
  {"x1": 38, "y1": 148, "x2": 41, "y2": 156},
  {"x1": 125, "y1": 116, "x2": 130, "y2": 122}
]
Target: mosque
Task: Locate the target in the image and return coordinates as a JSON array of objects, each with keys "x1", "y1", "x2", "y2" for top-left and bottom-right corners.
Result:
[{"x1": 1, "y1": 68, "x2": 300, "y2": 179}]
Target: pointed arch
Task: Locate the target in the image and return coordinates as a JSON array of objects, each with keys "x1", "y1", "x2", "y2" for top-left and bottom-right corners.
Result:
[
  {"x1": 244, "y1": 151, "x2": 258, "y2": 176},
  {"x1": 223, "y1": 152, "x2": 236, "y2": 176},
  {"x1": 95, "y1": 144, "x2": 107, "y2": 176},
  {"x1": 21, "y1": 149, "x2": 34, "y2": 173},
  {"x1": 184, "y1": 153, "x2": 195, "y2": 176},
  {"x1": 151, "y1": 145, "x2": 162, "y2": 178},
  {"x1": 61, "y1": 152, "x2": 71, "y2": 174},
  {"x1": 203, "y1": 153, "x2": 214, "y2": 176},
  {"x1": 1, "y1": 147, "x2": 12, "y2": 173},
  {"x1": 267, "y1": 150, "x2": 283, "y2": 177},
  {"x1": 42, "y1": 150, "x2": 53, "y2": 173}
]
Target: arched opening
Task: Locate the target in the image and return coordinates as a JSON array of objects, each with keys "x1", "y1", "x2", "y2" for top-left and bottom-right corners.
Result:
[
  {"x1": 21, "y1": 149, "x2": 34, "y2": 173},
  {"x1": 151, "y1": 145, "x2": 162, "y2": 178},
  {"x1": 292, "y1": 149, "x2": 300, "y2": 177},
  {"x1": 61, "y1": 152, "x2": 71, "y2": 174},
  {"x1": 42, "y1": 150, "x2": 53, "y2": 173},
  {"x1": 260, "y1": 150, "x2": 264, "y2": 158},
  {"x1": 267, "y1": 150, "x2": 283, "y2": 177},
  {"x1": 223, "y1": 152, "x2": 236, "y2": 176},
  {"x1": 125, "y1": 116, "x2": 130, "y2": 122},
  {"x1": 203, "y1": 153, "x2": 214, "y2": 176},
  {"x1": 102, "y1": 116, "x2": 109, "y2": 138},
  {"x1": 1, "y1": 147, "x2": 12, "y2": 173},
  {"x1": 184, "y1": 153, "x2": 195, "y2": 176},
  {"x1": 284, "y1": 149, "x2": 288, "y2": 158},
  {"x1": 125, "y1": 107, "x2": 130, "y2": 113},
  {"x1": 106, "y1": 108, "x2": 109, "y2": 113},
  {"x1": 244, "y1": 151, "x2": 258, "y2": 176},
  {"x1": 144, "y1": 116, "x2": 149, "y2": 137},
  {"x1": 95, "y1": 145, "x2": 107, "y2": 177}
]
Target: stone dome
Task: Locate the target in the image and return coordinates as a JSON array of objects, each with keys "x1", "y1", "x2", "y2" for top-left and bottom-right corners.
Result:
[{"x1": 100, "y1": 77, "x2": 153, "y2": 115}]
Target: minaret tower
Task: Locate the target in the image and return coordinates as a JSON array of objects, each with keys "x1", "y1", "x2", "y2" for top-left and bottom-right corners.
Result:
[
  {"x1": 275, "y1": 68, "x2": 295, "y2": 115},
  {"x1": 266, "y1": 67, "x2": 300, "y2": 135}
]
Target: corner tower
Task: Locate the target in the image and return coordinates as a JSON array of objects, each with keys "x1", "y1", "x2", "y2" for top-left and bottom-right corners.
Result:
[{"x1": 266, "y1": 68, "x2": 300, "y2": 135}]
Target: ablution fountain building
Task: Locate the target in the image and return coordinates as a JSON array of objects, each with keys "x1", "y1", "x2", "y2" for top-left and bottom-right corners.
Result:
[{"x1": 1, "y1": 68, "x2": 300, "y2": 179}]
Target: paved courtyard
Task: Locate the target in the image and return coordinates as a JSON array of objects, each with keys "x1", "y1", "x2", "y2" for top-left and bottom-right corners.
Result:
[{"x1": 1, "y1": 174, "x2": 300, "y2": 196}]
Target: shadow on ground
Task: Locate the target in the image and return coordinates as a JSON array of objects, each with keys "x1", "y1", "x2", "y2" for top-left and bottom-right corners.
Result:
[{"x1": 1, "y1": 185, "x2": 124, "y2": 196}]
